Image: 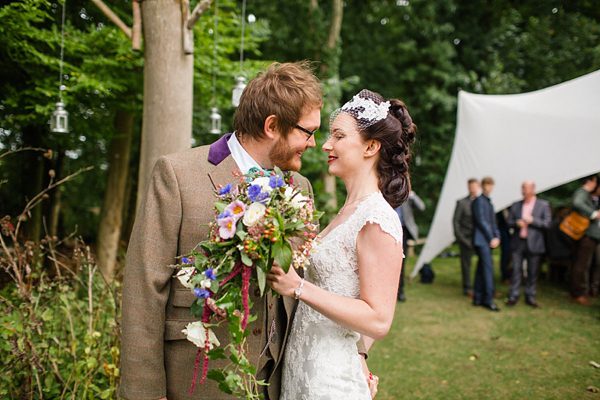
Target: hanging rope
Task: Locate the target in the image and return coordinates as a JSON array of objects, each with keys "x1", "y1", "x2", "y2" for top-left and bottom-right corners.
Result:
[
  {"x1": 212, "y1": 0, "x2": 218, "y2": 105},
  {"x1": 239, "y1": 0, "x2": 246, "y2": 74},
  {"x1": 59, "y1": 0, "x2": 67, "y2": 102}
]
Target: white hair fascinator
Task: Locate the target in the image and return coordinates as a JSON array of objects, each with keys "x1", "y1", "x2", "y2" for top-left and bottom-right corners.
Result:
[{"x1": 330, "y1": 89, "x2": 391, "y2": 132}]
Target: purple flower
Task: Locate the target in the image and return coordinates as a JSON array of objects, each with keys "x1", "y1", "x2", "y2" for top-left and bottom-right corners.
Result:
[
  {"x1": 217, "y1": 210, "x2": 233, "y2": 220},
  {"x1": 194, "y1": 288, "x2": 211, "y2": 298},
  {"x1": 205, "y1": 268, "x2": 216, "y2": 280},
  {"x1": 248, "y1": 184, "x2": 262, "y2": 202},
  {"x1": 269, "y1": 174, "x2": 284, "y2": 189},
  {"x1": 219, "y1": 184, "x2": 233, "y2": 195},
  {"x1": 217, "y1": 215, "x2": 236, "y2": 239},
  {"x1": 225, "y1": 200, "x2": 246, "y2": 221}
]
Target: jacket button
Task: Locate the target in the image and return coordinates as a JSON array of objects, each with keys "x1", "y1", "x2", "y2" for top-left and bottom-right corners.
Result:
[
  {"x1": 253, "y1": 328, "x2": 262, "y2": 336},
  {"x1": 254, "y1": 288, "x2": 261, "y2": 297}
]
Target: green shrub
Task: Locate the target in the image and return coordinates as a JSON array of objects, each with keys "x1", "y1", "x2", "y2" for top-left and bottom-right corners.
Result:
[{"x1": 0, "y1": 234, "x2": 121, "y2": 399}]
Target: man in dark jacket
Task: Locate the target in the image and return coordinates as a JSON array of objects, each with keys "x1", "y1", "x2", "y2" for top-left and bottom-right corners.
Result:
[
  {"x1": 453, "y1": 178, "x2": 479, "y2": 296},
  {"x1": 472, "y1": 177, "x2": 501, "y2": 311},
  {"x1": 505, "y1": 180, "x2": 552, "y2": 308}
]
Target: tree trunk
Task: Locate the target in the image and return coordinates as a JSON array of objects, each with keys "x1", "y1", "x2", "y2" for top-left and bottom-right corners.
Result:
[
  {"x1": 96, "y1": 111, "x2": 133, "y2": 279},
  {"x1": 22, "y1": 125, "x2": 45, "y2": 244},
  {"x1": 321, "y1": 0, "x2": 344, "y2": 211},
  {"x1": 48, "y1": 149, "x2": 65, "y2": 238},
  {"x1": 137, "y1": 0, "x2": 194, "y2": 210}
]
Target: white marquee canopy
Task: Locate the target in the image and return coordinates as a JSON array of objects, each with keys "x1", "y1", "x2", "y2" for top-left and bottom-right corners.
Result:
[{"x1": 411, "y1": 69, "x2": 600, "y2": 277}]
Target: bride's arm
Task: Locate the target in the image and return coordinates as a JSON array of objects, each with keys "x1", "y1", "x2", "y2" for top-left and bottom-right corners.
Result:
[{"x1": 267, "y1": 222, "x2": 403, "y2": 339}]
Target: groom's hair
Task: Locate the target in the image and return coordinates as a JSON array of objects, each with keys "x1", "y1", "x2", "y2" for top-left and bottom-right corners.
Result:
[{"x1": 233, "y1": 61, "x2": 323, "y2": 139}]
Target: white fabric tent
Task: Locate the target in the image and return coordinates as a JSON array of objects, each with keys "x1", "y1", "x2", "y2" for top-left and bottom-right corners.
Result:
[{"x1": 411, "y1": 69, "x2": 600, "y2": 278}]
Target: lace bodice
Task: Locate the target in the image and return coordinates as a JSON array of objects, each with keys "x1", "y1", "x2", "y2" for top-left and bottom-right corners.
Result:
[{"x1": 281, "y1": 192, "x2": 403, "y2": 399}]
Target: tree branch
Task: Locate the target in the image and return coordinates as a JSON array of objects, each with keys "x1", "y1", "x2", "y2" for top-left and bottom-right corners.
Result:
[
  {"x1": 90, "y1": 0, "x2": 132, "y2": 40},
  {"x1": 187, "y1": 0, "x2": 213, "y2": 29},
  {"x1": 132, "y1": 0, "x2": 142, "y2": 50}
]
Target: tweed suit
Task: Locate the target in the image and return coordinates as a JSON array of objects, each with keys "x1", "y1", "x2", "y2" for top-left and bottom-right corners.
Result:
[{"x1": 120, "y1": 134, "x2": 312, "y2": 400}]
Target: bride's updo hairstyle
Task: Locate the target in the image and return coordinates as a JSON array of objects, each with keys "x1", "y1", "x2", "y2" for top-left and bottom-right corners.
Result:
[{"x1": 332, "y1": 89, "x2": 417, "y2": 208}]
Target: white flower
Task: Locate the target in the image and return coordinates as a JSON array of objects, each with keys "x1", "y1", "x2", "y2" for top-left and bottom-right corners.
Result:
[
  {"x1": 284, "y1": 187, "x2": 309, "y2": 209},
  {"x1": 249, "y1": 177, "x2": 273, "y2": 193},
  {"x1": 200, "y1": 279, "x2": 212, "y2": 289},
  {"x1": 176, "y1": 266, "x2": 196, "y2": 289},
  {"x1": 182, "y1": 321, "x2": 220, "y2": 349},
  {"x1": 243, "y1": 202, "x2": 267, "y2": 226}
]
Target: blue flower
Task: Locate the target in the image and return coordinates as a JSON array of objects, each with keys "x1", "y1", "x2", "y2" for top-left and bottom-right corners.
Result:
[
  {"x1": 194, "y1": 288, "x2": 211, "y2": 298},
  {"x1": 269, "y1": 174, "x2": 284, "y2": 189},
  {"x1": 181, "y1": 257, "x2": 190, "y2": 264},
  {"x1": 205, "y1": 268, "x2": 216, "y2": 280},
  {"x1": 248, "y1": 184, "x2": 262, "y2": 202},
  {"x1": 217, "y1": 210, "x2": 233, "y2": 219},
  {"x1": 219, "y1": 184, "x2": 232, "y2": 195}
]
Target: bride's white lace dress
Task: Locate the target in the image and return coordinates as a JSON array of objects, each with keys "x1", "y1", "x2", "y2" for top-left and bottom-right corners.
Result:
[{"x1": 280, "y1": 191, "x2": 403, "y2": 400}]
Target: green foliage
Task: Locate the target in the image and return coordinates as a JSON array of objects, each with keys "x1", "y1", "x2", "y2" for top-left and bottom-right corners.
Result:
[{"x1": 0, "y1": 239, "x2": 121, "y2": 399}]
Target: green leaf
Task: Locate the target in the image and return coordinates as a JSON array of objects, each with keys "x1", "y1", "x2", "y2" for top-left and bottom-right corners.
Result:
[
  {"x1": 235, "y1": 228, "x2": 247, "y2": 240},
  {"x1": 241, "y1": 251, "x2": 253, "y2": 266},
  {"x1": 214, "y1": 201, "x2": 228, "y2": 213},
  {"x1": 207, "y1": 348, "x2": 226, "y2": 360},
  {"x1": 207, "y1": 369, "x2": 226, "y2": 382},
  {"x1": 218, "y1": 381, "x2": 233, "y2": 394},
  {"x1": 273, "y1": 240, "x2": 293, "y2": 272},
  {"x1": 256, "y1": 267, "x2": 266, "y2": 296}
]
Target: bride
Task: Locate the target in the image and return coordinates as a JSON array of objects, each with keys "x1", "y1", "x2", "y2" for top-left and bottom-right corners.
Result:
[{"x1": 267, "y1": 89, "x2": 417, "y2": 399}]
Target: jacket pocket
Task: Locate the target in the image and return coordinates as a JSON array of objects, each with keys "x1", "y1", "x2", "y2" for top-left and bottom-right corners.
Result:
[{"x1": 171, "y1": 288, "x2": 197, "y2": 308}]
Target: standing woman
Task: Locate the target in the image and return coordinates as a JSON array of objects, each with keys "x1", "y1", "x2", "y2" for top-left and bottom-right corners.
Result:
[{"x1": 267, "y1": 89, "x2": 417, "y2": 399}]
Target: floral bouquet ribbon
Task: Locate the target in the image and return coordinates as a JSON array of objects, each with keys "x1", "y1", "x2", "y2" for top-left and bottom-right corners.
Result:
[{"x1": 173, "y1": 167, "x2": 321, "y2": 398}]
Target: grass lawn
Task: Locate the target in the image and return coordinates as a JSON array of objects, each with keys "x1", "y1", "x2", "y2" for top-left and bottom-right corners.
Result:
[{"x1": 369, "y1": 249, "x2": 600, "y2": 399}]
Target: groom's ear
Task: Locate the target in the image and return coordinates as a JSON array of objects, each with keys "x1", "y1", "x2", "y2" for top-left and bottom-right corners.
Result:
[
  {"x1": 364, "y1": 140, "x2": 381, "y2": 157},
  {"x1": 264, "y1": 114, "x2": 278, "y2": 140}
]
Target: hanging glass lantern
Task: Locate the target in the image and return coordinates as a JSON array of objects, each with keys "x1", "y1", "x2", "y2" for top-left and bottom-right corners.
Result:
[
  {"x1": 209, "y1": 107, "x2": 222, "y2": 134},
  {"x1": 50, "y1": 102, "x2": 69, "y2": 133},
  {"x1": 231, "y1": 76, "x2": 247, "y2": 107}
]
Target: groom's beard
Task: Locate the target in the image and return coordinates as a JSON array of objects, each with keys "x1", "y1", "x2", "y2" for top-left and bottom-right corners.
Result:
[{"x1": 269, "y1": 136, "x2": 303, "y2": 171}]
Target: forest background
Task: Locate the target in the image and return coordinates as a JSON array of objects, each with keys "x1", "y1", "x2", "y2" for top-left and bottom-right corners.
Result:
[{"x1": 0, "y1": 0, "x2": 599, "y2": 398}]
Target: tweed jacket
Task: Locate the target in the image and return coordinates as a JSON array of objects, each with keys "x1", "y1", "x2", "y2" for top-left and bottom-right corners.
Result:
[
  {"x1": 453, "y1": 196, "x2": 475, "y2": 249},
  {"x1": 472, "y1": 194, "x2": 500, "y2": 248},
  {"x1": 120, "y1": 134, "x2": 312, "y2": 400},
  {"x1": 506, "y1": 198, "x2": 552, "y2": 254}
]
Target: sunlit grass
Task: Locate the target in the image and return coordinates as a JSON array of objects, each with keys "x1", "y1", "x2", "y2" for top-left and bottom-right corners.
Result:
[{"x1": 369, "y1": 249, "x2": 600, "y2": 399}]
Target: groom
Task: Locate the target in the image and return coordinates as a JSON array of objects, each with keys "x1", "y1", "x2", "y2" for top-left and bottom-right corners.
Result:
[{"x1": 120, "y1": 62, "x2": 326, "y2": 399}]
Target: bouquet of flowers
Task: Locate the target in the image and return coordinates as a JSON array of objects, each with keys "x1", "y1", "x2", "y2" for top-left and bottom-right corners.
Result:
[{"x1": 174, "y1": 167, "x2": 322, "y2": 398}]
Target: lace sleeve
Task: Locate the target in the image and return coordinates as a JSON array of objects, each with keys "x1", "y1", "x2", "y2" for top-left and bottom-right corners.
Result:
[{"x1": 354, "y1": 193, "x2": 404, "y2": 245}]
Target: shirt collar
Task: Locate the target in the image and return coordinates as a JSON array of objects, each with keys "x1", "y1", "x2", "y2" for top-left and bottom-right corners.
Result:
[{"x1": 227, "y1": 132, "x2": 262, "y2": 174}]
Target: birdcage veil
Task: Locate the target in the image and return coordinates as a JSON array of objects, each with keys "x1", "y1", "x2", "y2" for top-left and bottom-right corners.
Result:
[{"x1": 329, "y1": 89, "x2": 391, "y2": 133}]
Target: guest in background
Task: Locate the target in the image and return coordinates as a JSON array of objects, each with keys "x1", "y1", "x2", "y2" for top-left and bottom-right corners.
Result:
[
  {"x1": 472, "y1": 177, "x2": 501, "y2": 311},
  {"x1": 496, "y1": 209, "x2": 512, "y2": 284},
  {"x1": 505, "y1": 180, "x2": 552, "y2": 308},
  {"x1": 396, "y1": 191, "x2": 425, "y2": 302},
  {"x1": 453, "y1": 178, "x2": 479, "y2": 297},
  {"x1": 588, "y1": 183, "x2": 600, "y2": 297},
  {"x1": 569, "y1": 175, "x2": 600, "y2": 306}
]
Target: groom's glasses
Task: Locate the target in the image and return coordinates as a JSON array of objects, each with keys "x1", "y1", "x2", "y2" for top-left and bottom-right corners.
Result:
[{"x1": 295, "y1": 125, "x2": 317, "y2": 142}]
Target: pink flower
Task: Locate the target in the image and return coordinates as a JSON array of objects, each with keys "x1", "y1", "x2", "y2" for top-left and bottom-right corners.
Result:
[
  {"x1": 217, "y1": 216, "x2": 236, "y2": 239},
  {"x1": 225, "y1": 200, "x2": 246, "y2": 221}
]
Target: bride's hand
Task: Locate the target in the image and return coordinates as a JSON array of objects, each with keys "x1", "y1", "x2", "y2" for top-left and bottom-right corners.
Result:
[
  {"x1": 361, "y1": 356, "x2": 378, "y2": 398},
  {"x1": 266, "y1": 263, "x2": 302, "y2": 298}
]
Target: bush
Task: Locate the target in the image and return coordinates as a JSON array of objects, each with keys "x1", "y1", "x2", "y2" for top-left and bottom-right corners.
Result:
[{"x1": 0, "y1": 233, "x2": 121, "y2": 399}]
